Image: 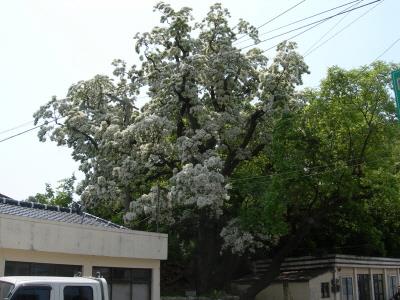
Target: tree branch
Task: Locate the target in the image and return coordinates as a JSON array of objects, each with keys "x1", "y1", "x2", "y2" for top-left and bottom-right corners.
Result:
[{"x1": 66, "y1": 125, "x2": 99, "y2": 151}]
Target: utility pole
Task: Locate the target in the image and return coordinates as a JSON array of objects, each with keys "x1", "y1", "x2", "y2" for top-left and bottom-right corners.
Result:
[{"x1": 156, "y1": 183, "x2": 160, "y2": 232}]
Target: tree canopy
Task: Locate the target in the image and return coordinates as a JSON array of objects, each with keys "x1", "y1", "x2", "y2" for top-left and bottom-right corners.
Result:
[
  {"x1": 33, "y1": 2, "x2": 400, "y2": 298},
  {"x1": 27, "y1": 175, "x2": 76, "y2": 208},
  {"x1": 34, "y1": 3, "x2": 309, "y2": 292}
]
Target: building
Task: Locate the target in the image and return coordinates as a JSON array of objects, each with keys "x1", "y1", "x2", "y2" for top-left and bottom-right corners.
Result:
[
  {"x1": 254, "y1": 255, "x2": 400, "y2": 300},
  {"x1": 0, "y1": 194, "x2": 168, "y2": 300}
]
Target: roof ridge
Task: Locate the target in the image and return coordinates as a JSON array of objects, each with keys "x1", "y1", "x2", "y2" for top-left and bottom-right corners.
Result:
[
  {"x1": 0, "y1": 193, "x2": 11, "y2": 199},
  {"x1": 0, "y1": 195, "x2": 127, "y2": 230},
  {"x1": 83, "y1": 212, "x2": 126, "y2": 229},
  {"x1": 0, "y1": 196, "x2": 75, "y2": 214}
]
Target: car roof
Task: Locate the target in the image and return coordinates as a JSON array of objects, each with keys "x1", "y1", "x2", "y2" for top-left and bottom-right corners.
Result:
[{"x1": 0, "y1": 276, "x2": 99, "y2": 285}]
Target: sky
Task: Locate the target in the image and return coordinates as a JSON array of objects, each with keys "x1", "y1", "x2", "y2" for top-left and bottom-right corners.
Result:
[{"x1": 0, "y1": 0, "x2": 399, "y2": 200}]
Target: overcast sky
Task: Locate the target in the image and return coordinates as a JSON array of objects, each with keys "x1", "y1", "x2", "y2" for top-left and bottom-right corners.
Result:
[{"x1": 0, "y1": 0, "x2": 399, "y2": 200}]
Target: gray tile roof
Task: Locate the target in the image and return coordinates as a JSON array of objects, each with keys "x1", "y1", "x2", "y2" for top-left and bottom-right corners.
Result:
[{"x1": 0, "y1": 196, "x2": 125, "y2": 230}]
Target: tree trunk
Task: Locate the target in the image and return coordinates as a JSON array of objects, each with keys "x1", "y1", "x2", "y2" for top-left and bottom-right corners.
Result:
[
  {"x1": 122, "y1": 188, "x2": 132, "y2": 211},
  {"x1": 196, "y1": 212, "x2": 220, "y2": 294},
  {"x1": 240, "y1": 218, "x2": 316, "y2": 300},
  {"x1": 215, "y1": 252, "x2": 243, "y2": 288}
]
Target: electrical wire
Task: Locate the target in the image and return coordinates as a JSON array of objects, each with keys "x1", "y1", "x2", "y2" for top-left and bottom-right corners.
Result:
[
  {"x1": 240, "y1": 0, "x2": 382, "y2": 51},
  {"x1": 374, "y1": 37, "x2": 400, "y2": 62},
  {"x1": 256, "y1": 0, "x2": 307, "y2": 31},
  {"x1": 235, "y1": 0, "x2": 306, "y2": 43},
  {"x1": 135, "y1": 215, "x2": 153, "y2": 225},
  {"x1": 133, "y1": 0, "x2": 381, "y2": 102},
  {"x1": 0, "y1": 120, "x2": 34, "y2": 136},
  {"x1": 304, "y1": 0, "x2": 383, "y2": 57},
  {"x1": 303, "y1": 0, "x2": 364, "y2": 56},
  {"x1": 140, "y1": 0, "x2": 382, "y2": 81},
  {"x1": 0, "y1": 0, "x2": 386, "y2": 145},
  {"x1": 129, "y1": 0, "x2": 382, "y2": 100},
  {"x1": 258, "y1": 17, "x2": 334, "y2": 54},
  {"x1": 0, "y1": 123, "x2": 46, "y2": 143},
  {"x1": 230, "y1": 154, "x2": 396, "y2": 184},
  {"x1": 234, "y1": 0, "x2": 365, "y2": 46},
  {"x1": 0, "y1": 118, "x2": 64, "y2": 144}
]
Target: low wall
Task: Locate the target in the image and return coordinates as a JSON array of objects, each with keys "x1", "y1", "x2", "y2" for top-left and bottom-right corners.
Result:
[{"x1": 162, "y1": 296, "x2": 239, "y2": 300}]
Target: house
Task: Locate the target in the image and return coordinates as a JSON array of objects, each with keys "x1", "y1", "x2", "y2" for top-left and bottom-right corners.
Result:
[
  {"x1": 0, "y1": 194, "x2": 168, "y2": 300},
  {"x1": 254, "y1": 255, "x2": 400, "y2": 300}
]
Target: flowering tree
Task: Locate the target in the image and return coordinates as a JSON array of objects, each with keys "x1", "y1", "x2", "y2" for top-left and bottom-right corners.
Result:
[{"x1": 34, "y1": 2, "x2": 308, "y2": 295}]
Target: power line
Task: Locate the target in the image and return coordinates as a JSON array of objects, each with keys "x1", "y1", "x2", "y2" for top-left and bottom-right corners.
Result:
[
  {"x1": 0, "y1": 120, "x2": 34, "y2": 136},
  {"x1": 235, "y1": 0, "x2": 306, "y2": 43},
  {"x1": 258, "y1": 1, "x2": 374, "y2": 55},
  {"x1": 139, "y1": 0, "x2": 381, "y2": 83},
  {"x1": 143, "y1": 0, "x2": 382, "y2": 81},
  {"x1": 256, "y1": 0, "x2": 307, "y2": 31},
  {"x1": 0, "y1": 118, "x2": 62, "y2": 144},
  {"x1": 0, "y1": 1, "x2": 384, "y2": 144},
  {"x1": 230, "y1": 155, "x2": 396, "y2": 184},
  {"x1": 258, "y1": 16, "x2": 335, "y2": 54},
  {"x1": 135, "y1": 215, "x2": 153, "y2": 225},
  {"x1": 133, "y1": 1, "x2": 378, "y2": 100},
  {"x1": 374, "y1": 37, "x2": 400, "y2": 62},
  {"x1": 0, "y1": 123, "x2": 46, "y2": 144},
  {"x1": 303, "y1": 0, "x2": 364, "y2": 56},
  {"x1": 234, "y1": 0, "x2": 364, "y2": 46},
  {"x1": 304, "y1": 0, "x2": 383, "y2": 57},
  {"x1": 239, "y1": 0, "x2": 382, "y2": 51},
  {"x1": 302, "y1": 14, "x2": 394, "y2": 88},
  {"x1": 240, "y1": 17, "x2": 328, "y2": 51},
  {"x1": 132, "y1": 0, "x2": 381, "y2": 98}
]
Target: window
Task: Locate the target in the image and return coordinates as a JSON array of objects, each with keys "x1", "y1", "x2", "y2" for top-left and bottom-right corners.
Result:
[
  {"x1": 5, "y1": 261, "x2": 81, "y2": 277},
  {"x1": 132, "y1": 268, "x2": 151, "y2": 300},
  {"x1": 321, "y1": 282, "x2": 330, "y2": 298},
  {"x1": 0, "y1": 281, "x2": 14, "y2": 299},
  {"x1": 373, "y1": 274, "x2": 384, "y2": 300},
  {"x1": 111, "y1": 268, "x2": 130, "y2": 300},
  {"x1": 388, "y1": 275, "x2": 398, "y2": 299},
  {"x1": 341, "y1": 277, "x2": 353, "y2": 300},
  {"x1": 11, "y1": 286, "x2": 50, "y2": 300},
  {"x1": 92, "y1": 267, "x2": 151, "y2": 300},
  {"x1": 64, "y1": 286, "x2": 93, "y2": 300},
  {"x1": 357, "y1": 274, "x2": 371, "y2": 300}
]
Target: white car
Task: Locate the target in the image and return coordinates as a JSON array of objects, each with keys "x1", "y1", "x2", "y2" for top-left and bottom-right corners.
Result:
[{"x1": 0, "y1": 276, "x2": 109, "y2": 300}]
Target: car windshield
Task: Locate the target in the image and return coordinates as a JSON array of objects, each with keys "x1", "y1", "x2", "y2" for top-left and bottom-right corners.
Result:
[{"x1": 0, "y1": 281, "x2": 14, "y2": 299}]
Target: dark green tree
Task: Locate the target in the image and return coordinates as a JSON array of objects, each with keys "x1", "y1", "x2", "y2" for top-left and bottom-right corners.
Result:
[
  {"x1": 27, "y1": 175, "x2": 76, "y2": 208},
  {"x1": 235, "y1": 62, "x2": 400, "y2": 299}
]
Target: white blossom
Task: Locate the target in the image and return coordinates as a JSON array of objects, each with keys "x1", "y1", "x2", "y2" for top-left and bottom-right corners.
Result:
[{"x1": 33, "y1": 3, "x2": 308, "y2": 254}]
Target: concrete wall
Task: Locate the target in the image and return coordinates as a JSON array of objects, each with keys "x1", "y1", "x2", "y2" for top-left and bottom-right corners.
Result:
[
  {"x1": 254, "y1": 257, "x2": 400, "y2": 300},
  {"x1": 309, "y1": 272, "x2": 334, "y2": 300},
  {"x1": 0, "y1": 212, "x2": 168, "y2": 260},
  {"x1": 288, "y1": 282, "x2": 309, "y2": 300},
  {"x1": 162, "y1": 297, "x2": 239, "y2": 300},
  {"x1": 256, "y1": 283, "x2": 284, "y2": 300},
  {"x1": 256, "y1": 281, "x2": 309, "y2": 300},
  {"x1": 0, "y1": 213, "x2": 168, "y2": 300}
]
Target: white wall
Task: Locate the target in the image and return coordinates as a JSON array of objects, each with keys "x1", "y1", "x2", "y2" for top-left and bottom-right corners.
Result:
[
  {"x1": 0, "y1": 213, "x2": 168, "y2": 260},
  {"x1": 309, "y1": 272, "x2": 334, "y2": 300},
  {"x1": 288, "y1": 282, "x2": 310, "y2": 300},
  {"x1": 255, "y1": 262, "x2": 400, "y2": 300},
  {"x1": 256, "y1": 281, "x2": 309, "y2": 300},
  {"x1": 256, "y1": 283, "x2": 283, "y2": 300}
]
